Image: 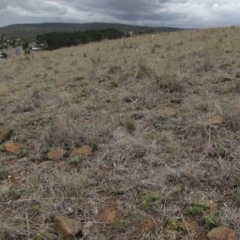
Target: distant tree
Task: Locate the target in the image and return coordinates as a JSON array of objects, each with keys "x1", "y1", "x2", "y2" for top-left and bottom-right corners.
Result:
[
  {"x1": 2, "y1": 52, "x2": 8, "y2": 58},
  {"x1": 22, "y1": 41, "x2": 30, "y2": 50},
  {"x1": 36, "y1": 28, "x2": 127, "y2": 50},
  {"x1": 11, "y1": 40, "x2": 16, "y2": 48}
]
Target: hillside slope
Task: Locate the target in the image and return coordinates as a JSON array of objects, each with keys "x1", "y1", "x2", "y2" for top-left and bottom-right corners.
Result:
[{"x1": 0, "y1": 27, "x2": 240, "y2": 239}]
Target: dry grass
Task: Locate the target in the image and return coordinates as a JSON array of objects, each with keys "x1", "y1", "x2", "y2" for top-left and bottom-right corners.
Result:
[{"x1": 1, "y1": 26, "x2": 240, "y2": 239}]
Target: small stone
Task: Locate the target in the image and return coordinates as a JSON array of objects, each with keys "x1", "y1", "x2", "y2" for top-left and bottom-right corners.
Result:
[
  {"x1": 0, "y1": 129, "x2": 13, "y2": 143},
  {"x1": 47, "y1": 148, "x2": 67, "y2": 160},
  {"x1": 206, "y1": 226, "x2": 238, "y2": 240},
  {"x1": 69, "y1": 145, "x2": 92, "y2": 158},
  {"x1": 55, "y1": 216, "x2": 82, "y2": 240},
  {"x1": 99, "y1": 206, "x2": 117, "y2": 224},
  {"x1": 4, "y1": 142, "x2": 26, "y2": 155},
  {"x1": 204, "y1": 116, "x2": 223, "y2": 125}
]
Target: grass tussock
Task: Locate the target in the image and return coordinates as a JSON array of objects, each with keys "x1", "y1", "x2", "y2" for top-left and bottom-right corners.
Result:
[
  {"x1": 41, "y1": 114, "x2": 87, "y2": 149},
  {"x1": 1, "y1": 26, "x2": 240, "y2": 239}
]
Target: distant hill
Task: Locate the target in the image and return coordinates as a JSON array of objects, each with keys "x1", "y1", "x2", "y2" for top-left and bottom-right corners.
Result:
[{"x1": 0, "y1": 22, "x2": 182, "y2": 39}]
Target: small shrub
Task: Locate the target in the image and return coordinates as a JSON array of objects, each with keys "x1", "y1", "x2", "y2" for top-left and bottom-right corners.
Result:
[
  {"x1": 17, "y1": 148, "x2": 28, "y2": 157},
  {"x1": 140, "y1": 193, "x2": 162, "y2": 211},
  {"x1": 179, "y1": 182, "x2": 185, "y2": 192},
  {"x1": 0, "y1": 169, "x2": 9, "y2": 180},
  {"x1": 187, "y1": 202, "x2": 208, "y2": 216},
  {"x1": 0, "y1": 144, "x2": 6, "y2": 152},
  {"x1": 205, "y1": 210, "x2": 221, "y2": 230},
  {"x1": 68, "y1": 156, "x2": 81, "y2": 165},
  {"x1": 167, "y1": 219, "x2": 181, "y2": 231},
  {"x1": 29, "y1": 155, "x2": 36, "y2": 162},
  {"x1": 9, "y1": 189, "x2": 22, "y2": 200}
]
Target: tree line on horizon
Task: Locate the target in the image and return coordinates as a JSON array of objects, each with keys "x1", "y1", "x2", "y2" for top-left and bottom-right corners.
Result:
[{"x1": 36, "y1": 28, "x2": 134, "y2": 50}]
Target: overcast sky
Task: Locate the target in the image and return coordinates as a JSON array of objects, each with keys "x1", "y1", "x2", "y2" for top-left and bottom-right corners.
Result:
[{"x1": 0, "y1": 0, "x2": 240, "y2": 28}]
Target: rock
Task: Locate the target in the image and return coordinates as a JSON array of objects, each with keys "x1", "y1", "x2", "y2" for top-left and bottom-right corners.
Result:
[
  {"x1": 4, "y1": 142, "x2": 26, "y2": 155},
  {"x1": 0, "y1": 129, "x2": 13, "y2": 143},
  {"x1": 54, "y1": 216, "x2": 82, "y2": 240},
  {"x1": 99, "y1": 206, "x2": 117, "y2": 224},
  {"x1": 69, "y1": 145, "x2": 92, "y2": 158},
  {"x1": 204, "y1": 116, "x2": 223, "y2": 125},
  {"x1": 47, "y1": 148, "x2": 67, "y2": 160},
  {"x1": 206, "y1": 226, "x2": 238, "y2": 240}
]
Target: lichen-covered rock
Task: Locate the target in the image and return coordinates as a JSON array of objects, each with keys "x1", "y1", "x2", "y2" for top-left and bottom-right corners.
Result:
[
  {"x1": 55, "y1": 216, "x2": 82, "y2": 240},
  {"x1": 206, "y1": 226, "x2": 238, "y2": 240},
  {"x1": 47, "y1": 148, "x2": 67, "y2": 160},
  {"x1": 69, "y1": 145, "x2": 92, "y2": 158},
  {"x1": 4, "y1": 142, "x2": 26, "y2": 155}
]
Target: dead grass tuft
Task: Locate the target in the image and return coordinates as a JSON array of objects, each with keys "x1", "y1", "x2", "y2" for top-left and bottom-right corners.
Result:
[
  {"x1": 41, "y1": 114, "x2": 87, "y2": 149},
  {"x1": 151, "y1": 44, "x2": 161, "y2": 54},
  {"x1": 203, "y1": 56, "x2": 212, "y2": 72}
]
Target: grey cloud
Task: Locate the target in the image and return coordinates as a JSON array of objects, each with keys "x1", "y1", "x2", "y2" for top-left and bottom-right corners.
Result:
[{"x1": 0, "y1": 0, "x2": 239, "y2": 28}]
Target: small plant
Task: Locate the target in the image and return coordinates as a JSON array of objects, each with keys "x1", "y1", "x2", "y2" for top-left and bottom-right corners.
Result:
[
  {"x1": 17, "y1": 148, "x2": 28, "y2": 157},
  {"x1": 42, "y1": 146, "x2": 50, "y2": 154},
  {"x1": 187, "y1": 202, "x2": 208, "y2": 216},
  {"x1": 0, "y1": 144, "x2": 5, "y2": 152},
  {"x1": 179, "y1": 182, "x2": 185, "y2": 192},
  {"x1": 205, "y1": 210, "x2": 221, "y2": 230},
  {"x1": 88, "y1": 138, "x2": 98, "y2": 151},
  {"x1": 68, "y1": 156, "x2": 81, "y2": 165},
  {"x1": 9, "y1": 189, "x2": 22, "y2": 200},
  {"x1": 0, "y1": 169, "x2": 9, "y2": 179},
  {"x1": 168, "y1": 219, "x2": 181, "y2": 231},
  {"x1": 29, "y1": 155, "x2": 36, "y2": 162},
  {"x1": 140, "y1": 193, "x2": 162, "y2": 211}
]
